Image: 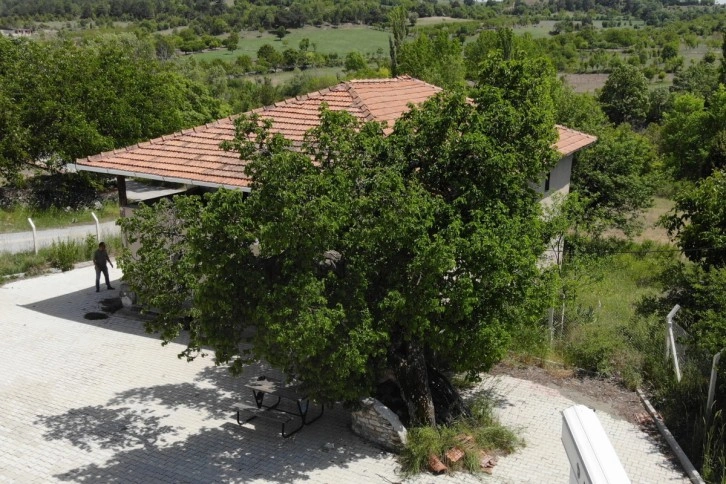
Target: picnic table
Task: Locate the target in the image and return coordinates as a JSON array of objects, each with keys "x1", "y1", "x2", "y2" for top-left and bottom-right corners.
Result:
[{"x1": 234, "y1": 375, "x2": 324, "y2": 438}]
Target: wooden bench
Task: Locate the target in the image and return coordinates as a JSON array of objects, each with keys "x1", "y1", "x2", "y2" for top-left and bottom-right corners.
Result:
[{"x1": 233, "y1": 404, "x2": 303, "y2": 438}]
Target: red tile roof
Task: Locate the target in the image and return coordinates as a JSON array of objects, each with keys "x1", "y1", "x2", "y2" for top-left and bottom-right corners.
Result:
[{"x1": 73, "y1": 76, "x2": 596, "y2": 190}]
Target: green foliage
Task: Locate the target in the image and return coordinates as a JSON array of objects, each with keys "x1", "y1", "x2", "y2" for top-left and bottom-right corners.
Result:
[
  {"x1": 644, "y1": 262, "x2": 726, "y2": 355},
  {"x1": 598, "y1": 63, "x2": 650, "y2": 126},
  {"x1": 0, "y1": 235, "x2": 122, "y2": 279},
  {"x1": 120, "y1": 56, "x2": 558, "y2": 425},
  {"x1": 663, "y1": 170, "x2": 726, "y2": 267},
  {"x1": 571, "y1": 124, "x2": 659, "y2": 236},
  {"x1": 552, "y1": 81, "x2": 610, "y2": 133},
  {"x1": 702, "y1": 411, "x2": 726, "y2": 484},
  {"x1": 660, "y1": 88, "x2": 726, "y2": 181},
  {"x1": 117, "y1": 197, "x2": 201, "y2": 343},
  {"x1": 397, "y1": 30, "x2": 465, "y2": 89},
  {"x1": 464, "y1": 28, "x2": 543, "y2": 80},
  {"x1": 256, "y1": 43, "x2": 282, "y2": 68},
  {"x1": 563, "y1": 321, "x2": 623, "y2": 376},
  {"x1": 636, "y1": 260, "x2": 726, "y2": 480},
  {"x1": 388, "y1": 5, "x2": 409, "y2": 77},
  {"x1": 343, "y1": 51, "x2": 367, "y2": 72},
  {"x1": 48, "y1": 239, "x2": 81, "y2": 272},
  {"x1": 400, "y1": 395, "x2": 522, "y2": 475},
  {"x1": 223, "y1": 32, "x2": 239, "y2": 51},
  {"x1": 0, "y1": 251, "x2": 46, "y2": 279},
  {"x1": 553, "y1": 239, "x2": 677, "y2": 387},
  {"x1": 0, "y1": 35, "x2": 225, "y2": 181},
  {"x1": 671, "y1": 60, "x2": 720, "y2": 102},
  {"x1": 646, "y1": 87, "x2": 671, "y2": 124}
]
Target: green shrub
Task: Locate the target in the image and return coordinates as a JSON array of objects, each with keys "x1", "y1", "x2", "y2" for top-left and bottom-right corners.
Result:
[
  {"x1": 1, "y1": 235, "x2": 122, "y2": 283},
  {"x1": 563, "y1": 322, "x2": 621, "y2": 375},
  {"x1": 84, "y1": 233, "x2": 98, "y2": 260},
  {"x1": 48, "y1": 239, "x2": 81, "y2": 271},
  {"x1": 400, "y1": 395, "x2": 523, "y2": 475},
  {"x1": 0, "y1": 252, "x2": 47, "y2": 277},
  {"x1": 702, "y1": 411, "x2": 726, "y2": 483}
]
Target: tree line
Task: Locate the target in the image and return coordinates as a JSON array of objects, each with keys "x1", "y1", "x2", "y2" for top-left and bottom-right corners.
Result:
[{"x1": 0, "y1": 0, "x2": 498, "y2": 29}]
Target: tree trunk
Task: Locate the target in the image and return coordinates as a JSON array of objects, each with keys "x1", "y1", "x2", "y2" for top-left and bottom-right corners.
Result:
[
  {"x1": 391, "y1": 339, "x2": 436, "y2": 427},
  {"x1": 427, "y1": 367, "x2": 471, "y2": 425}
]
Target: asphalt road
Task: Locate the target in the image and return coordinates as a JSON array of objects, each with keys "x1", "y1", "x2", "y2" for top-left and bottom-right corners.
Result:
[
  {"x1": 0, "y1": 220, "x2": 120, "y2": 254},
  {"x1": 0, "y1": 180, "x2": 186, "y2": 255}
]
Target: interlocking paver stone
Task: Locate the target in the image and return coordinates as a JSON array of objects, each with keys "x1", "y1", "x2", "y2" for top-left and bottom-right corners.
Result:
[{"x1": 0, "y1": 266, "x2": 689, "y2": 483}]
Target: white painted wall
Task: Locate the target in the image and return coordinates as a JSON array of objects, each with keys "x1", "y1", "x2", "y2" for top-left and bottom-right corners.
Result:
[
  {"x1": 539, "y1": 154, "x2": 573, "y2": 209},
  {"x1": 538, "y1": 155, "x2": 574, "y2": 267}
]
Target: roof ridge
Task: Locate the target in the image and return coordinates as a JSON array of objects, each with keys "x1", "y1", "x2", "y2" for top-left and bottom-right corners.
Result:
[
  {"x1": 252, "y1": 81, "x2": 353, "y2": 114},
  {"x1": 349, "y1": 76, "x2": 410, "y2": 84},
  {"x1": 346, "y1": 82, "x2": 376, "y2": 123},
  {"x1": 400, "y1": 75, "x2": 444, "y2": 93}
]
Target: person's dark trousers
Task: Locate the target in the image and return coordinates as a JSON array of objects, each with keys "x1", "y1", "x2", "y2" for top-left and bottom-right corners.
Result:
[{"x1": 95, "y1": 266, "x2": 112, "y2": 291}]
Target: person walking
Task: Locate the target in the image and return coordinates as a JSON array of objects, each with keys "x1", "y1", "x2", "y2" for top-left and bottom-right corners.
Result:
[{"x1": 93, "y1": 242, "x2": 115, "y2": 292}]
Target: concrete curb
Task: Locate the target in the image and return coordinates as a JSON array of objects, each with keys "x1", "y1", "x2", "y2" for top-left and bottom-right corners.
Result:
[{"x1": 636, "y1": 388, "x2": 705, "y2": 484}]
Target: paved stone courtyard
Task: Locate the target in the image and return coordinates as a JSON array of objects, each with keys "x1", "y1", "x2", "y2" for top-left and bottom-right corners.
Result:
[{"x1": 0, "y1": 266, "x2": 689, "y2": 483}]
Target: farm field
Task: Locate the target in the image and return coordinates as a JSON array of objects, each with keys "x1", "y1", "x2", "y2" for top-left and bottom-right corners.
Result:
[
  {"x1": 415, "y1": 16, "x2": 473, "y2": 26},
  {"x1": 193, "y1": 25, "x2": 390, "y2": 62},
  {"x1": 562, "y1": 73, "x2": 609, "y2": 92}
]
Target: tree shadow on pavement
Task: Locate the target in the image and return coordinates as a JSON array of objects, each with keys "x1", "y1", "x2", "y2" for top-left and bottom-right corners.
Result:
[
  {"x1": 19, "y1": 280, "x2": 166, "y2": 342},
  {"x1": 37, "y1": 363, "x2": 396, "y2": 483},
  {"x1": 465, "y1": 380, "x2": 515, "y2": 410}
]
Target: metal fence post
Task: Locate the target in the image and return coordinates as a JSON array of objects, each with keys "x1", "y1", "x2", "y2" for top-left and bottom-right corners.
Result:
[
  {"x1": 666, "y1": 305, "x2": 681, "y2": 382},
  {"x1": 27, "y1": 217, "x2": 37, "y2": 255},
  {"x1": 706, "y1": 349, "x2": 724, "y2": 422},
  {"x1": 91, "y1": 212, "x2": 100, "y2": 241}
]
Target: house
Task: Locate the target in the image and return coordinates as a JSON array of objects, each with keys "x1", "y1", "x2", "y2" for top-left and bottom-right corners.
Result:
[{"x1": 71, "y1": 76, "x2": 596, "y2": 220}]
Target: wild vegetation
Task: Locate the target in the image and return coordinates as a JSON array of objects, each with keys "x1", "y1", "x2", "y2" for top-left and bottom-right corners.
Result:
[
  {"x1": 0, "y1": 234, "x2": 122, "y2": 279},
  {"x1": 3, "y1": 0, "x2": 726, "y2": 480}
]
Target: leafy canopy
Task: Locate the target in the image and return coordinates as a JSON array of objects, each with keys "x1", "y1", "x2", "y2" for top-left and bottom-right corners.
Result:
[
  {"x1": 598, "y1": 63, "x2": 649, "y2": 127},
  {"x1": 664, "y1": 169, "x2": 726, "y2": 268},
  {"x1": 0, "y1": 35, "x2": 225, "y2": 182},
  {"x1": 120, "y1": 57, "x2": 558, "y2": 422},
  {"x1": 570, "y1": 124, "x2": 658, "y2": 236},
  {"x1": 660, "y1": 88, "x2": 726, "y2": 181}
]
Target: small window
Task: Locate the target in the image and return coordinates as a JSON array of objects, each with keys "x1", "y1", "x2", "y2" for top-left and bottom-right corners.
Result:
[{"x1": 544, "y1": 172, "x2": 551, "y2": 192}]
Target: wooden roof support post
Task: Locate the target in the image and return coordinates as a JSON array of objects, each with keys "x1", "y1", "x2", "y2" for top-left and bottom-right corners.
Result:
[{"x1": 117, "y1": 175, "x2": 128, "y2": 207}]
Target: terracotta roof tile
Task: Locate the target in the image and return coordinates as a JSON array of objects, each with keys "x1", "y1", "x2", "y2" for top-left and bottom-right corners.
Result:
[{"x1": 74, "y1": 76, "x2": 596, "y2": 189}]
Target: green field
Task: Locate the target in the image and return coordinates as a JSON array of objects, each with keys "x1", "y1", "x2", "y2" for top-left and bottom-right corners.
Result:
[
  {"x1": 193, "y1": 25, "x2": 390, "y2": 62},
  {"x1": 415, "y1": 16, "x2": 473, "y2": 26}
]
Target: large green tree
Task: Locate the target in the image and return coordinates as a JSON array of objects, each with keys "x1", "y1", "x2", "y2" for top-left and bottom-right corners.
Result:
[
  {"x1": 660, "y1": 88, "x2": 726, "y2": 181},
  {"x1": 599, "y1": 63, "x2": 650, "y2": 127},
  {"x1": 570, "y1": 124, "x2": 658, "y2": 236},
  {"x1": 388, "y1": 5, "x2": 408, "y2": 77},
  {"x1": 397, "y1": 30, "x2": 465, "y2": 90},
  {"x1": 120, "y1": 56, "x2": 557, "y2": 427},
  {"x1": 553, "y1": 82, "x2": 658, "y2": 236},
  {"x1": 663, "y1": 169, "x2": 726, "y2": 268}
]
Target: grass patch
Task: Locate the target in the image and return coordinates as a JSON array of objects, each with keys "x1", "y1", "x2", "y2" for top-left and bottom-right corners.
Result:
[
  {"x1": 0, "y1": 235, "x2": 123, "y2": 281},
  {"x1": 553, "y1": 240, "x2": 677, "y2": 388},
  {"x1": 400, "y1": 395, "x2": 522, "y2": 475},
  {"x1": 0, "y1": 201, "x2": 119, "y2": 233}
]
